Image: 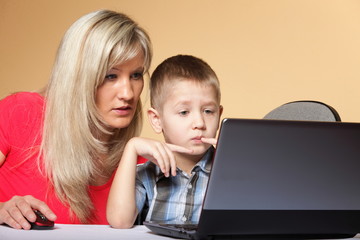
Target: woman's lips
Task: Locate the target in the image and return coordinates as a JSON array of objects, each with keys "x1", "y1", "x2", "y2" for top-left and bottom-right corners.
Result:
[{"x1": 113, "y1": 106, "x2": 132, "y2": 116}]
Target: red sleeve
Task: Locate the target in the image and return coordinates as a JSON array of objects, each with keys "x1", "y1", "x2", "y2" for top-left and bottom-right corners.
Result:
[
  {"x1": 137, "y1": 156, "x2": 148, "y2": 164},
  {"x1": 0, "y1": 92, "x2": 44, "y2": 157}
]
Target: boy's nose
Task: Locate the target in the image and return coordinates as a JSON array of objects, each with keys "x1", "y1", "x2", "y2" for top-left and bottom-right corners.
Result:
[
  {"x1": 116, "y1": 78, "x2": 134, "y2": 100},
  {"x1": 192, "y1": 113, "x2": 206, "y2": 130}
]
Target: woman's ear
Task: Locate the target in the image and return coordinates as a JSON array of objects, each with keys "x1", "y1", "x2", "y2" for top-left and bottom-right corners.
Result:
[{"x1": 147, "y1": 107, "x2": 163, "y2": 134}]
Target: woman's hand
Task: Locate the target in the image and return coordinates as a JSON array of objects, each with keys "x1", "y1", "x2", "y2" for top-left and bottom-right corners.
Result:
[
  {"x1": 127, "y1": 137, "x2": 193, "y2": 177},
  {"x1": 0, "y1": 195, "x2": 57, "y2": 230}
]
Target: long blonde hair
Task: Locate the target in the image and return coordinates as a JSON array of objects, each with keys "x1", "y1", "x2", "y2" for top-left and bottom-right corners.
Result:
[{"x1": 40, "y1": 10, "x2": 152, "y2": 223}]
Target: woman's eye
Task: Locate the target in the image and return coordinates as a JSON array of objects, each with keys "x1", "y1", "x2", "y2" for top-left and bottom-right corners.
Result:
[
  {"x1": 131, "y1": 72, "x2": 143, "y2": 80},
  {"x1": 105, "y1": 74, "x2": 117, "y2": 80}
]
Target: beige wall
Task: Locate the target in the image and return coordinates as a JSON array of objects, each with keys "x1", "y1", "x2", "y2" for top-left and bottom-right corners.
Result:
[{"x1": 1, "y1": 0, "x2": 360, "y2": 141}]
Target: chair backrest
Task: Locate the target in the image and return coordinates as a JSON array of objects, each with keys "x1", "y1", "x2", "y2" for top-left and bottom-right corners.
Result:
[{"x1": 263, "y1": 101, "x2": 341, "y2": 122}]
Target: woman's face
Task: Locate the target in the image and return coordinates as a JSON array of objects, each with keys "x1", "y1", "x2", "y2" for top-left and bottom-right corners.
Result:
[{"x1": 96, "y1": 52, "x2": 144, "y2": 130}]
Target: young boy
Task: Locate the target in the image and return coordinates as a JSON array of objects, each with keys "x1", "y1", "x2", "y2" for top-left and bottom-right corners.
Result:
[{"x1": 107, "y1": 55, "x2": 223, "y2": 228}]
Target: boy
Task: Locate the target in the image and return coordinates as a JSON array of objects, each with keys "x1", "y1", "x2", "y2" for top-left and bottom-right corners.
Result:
[{"x1": 107, "y1": 55, "x2": 223, "y2": 228}]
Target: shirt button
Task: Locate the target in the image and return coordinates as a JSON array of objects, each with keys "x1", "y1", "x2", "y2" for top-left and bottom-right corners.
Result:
[
  {"x1": 187, "y1": 184, "x2": 192, "y2": 189},
  {"x1": 182, "y1": 216, "x2": 187, "y2": 222}
]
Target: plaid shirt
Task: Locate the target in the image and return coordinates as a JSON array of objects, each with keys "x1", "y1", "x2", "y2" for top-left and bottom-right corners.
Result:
[{"x1": 135, "y1": 147, "x2": 214, "y2": 223}]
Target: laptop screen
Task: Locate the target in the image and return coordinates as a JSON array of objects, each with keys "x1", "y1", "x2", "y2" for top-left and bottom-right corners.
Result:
[
  {"x1": 198, "y1": 118, "x2": 360, "y2": 237},
  {"x1": 204, "y1": 118, "x2": 360, "y2": 210}
]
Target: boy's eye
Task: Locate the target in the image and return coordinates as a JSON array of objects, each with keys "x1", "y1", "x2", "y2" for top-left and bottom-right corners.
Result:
[
  {"x1": 204, "y1": 109, "x2": 214, "y2": 114},
  {"x1": 105, "y1": 74, "x2": 117, "y2": 80},
  {"x1": 179, "y1": 110, "x2": 189, "y2": 116},
  {"x1": 131, "y1": 72, "x2": 143, "y2": 80}
]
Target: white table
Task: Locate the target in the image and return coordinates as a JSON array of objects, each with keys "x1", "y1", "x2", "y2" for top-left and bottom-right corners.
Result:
[
  {"x1": 1, "y1": 224, "x2": 359, "y2": 240},
  {"x1": 0, "y1": 224, "x2": 180, "y2": 240}
]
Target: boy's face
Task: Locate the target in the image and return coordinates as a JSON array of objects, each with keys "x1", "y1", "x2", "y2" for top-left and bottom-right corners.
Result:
[{"x1": 152, "y1": 80, "x2": 222, "y2": 157}]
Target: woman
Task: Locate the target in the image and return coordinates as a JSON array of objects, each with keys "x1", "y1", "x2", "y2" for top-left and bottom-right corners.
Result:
[{"x1": 0, "y1": 9, "x2": 152, "y2": 229}]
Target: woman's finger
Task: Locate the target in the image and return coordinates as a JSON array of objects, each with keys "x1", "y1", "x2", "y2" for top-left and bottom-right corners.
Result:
[
  {"x1": 16, "y1": 196, "x2": 37, "y2": 221},
  {"x1": 10, "y1": 205, "x2": 32, "y2": 230},
  {"x1": 0, "y1": 208, "x2": 22, "y2": 229},
  {"x1": 0, "y1": 196, "x2": 33, "y2": 230},
  {"x1": 24, "y1": 196, "x2": 57, "y2": 221}
]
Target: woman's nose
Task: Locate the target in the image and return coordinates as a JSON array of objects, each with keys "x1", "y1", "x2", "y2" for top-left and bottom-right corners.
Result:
[{"x1": 116, "y1": 78, "x2": 134, "y2": 100}]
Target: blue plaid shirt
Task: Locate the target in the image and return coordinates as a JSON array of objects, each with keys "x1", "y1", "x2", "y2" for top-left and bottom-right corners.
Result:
[{"x1": 135, "y1": 147, "x2": 214, "y2": 223}]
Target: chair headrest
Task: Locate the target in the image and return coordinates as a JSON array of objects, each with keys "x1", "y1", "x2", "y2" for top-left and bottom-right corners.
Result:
[{"x1": 264, "y1": 101, "x2": 341, "y2": 122}]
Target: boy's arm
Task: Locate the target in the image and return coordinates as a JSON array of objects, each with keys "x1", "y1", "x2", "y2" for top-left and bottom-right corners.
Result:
[
  {"x1": 107, "y1": 137, "x2": 193, "y2": 229},
  {"x1": 107, "y1": 138, "x2": 139, "y2": 229}
]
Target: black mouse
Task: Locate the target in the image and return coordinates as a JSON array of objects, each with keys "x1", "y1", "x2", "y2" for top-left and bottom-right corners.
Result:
[{"x1": 29, "y1": 210, "x2": 55, "y2": 230}]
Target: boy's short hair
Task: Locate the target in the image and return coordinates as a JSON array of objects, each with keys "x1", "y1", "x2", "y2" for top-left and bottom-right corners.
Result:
[{"x1": 150, "y1": 55, "x2": 221, "y2": 110}]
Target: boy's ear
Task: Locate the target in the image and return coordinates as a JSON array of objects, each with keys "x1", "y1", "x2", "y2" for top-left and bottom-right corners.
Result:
[
  {"x1": 147, "y1": 107, "x2": 163, "y2": 134},
  {"x1": 219, "y1": 105, "x2": 224, "y2": 117}
]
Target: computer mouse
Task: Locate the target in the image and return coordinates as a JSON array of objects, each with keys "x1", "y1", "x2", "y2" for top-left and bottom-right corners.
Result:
[{"x1": 29, "y1": 210, "x2": 55, "y2": 230}]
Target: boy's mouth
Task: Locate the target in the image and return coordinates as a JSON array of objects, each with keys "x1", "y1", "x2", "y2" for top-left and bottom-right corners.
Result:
[{"x1": 191, "y1": 136, "x2": 203, "y2": 143}]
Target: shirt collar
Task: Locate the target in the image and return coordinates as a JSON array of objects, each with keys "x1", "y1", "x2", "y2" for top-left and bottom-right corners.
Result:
[{"x1": 194, "y1": 146, "x2": 214, "y2": 174}]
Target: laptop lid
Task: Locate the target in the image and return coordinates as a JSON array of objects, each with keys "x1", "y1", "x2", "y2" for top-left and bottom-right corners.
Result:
[{"x1": 196, "y1": 118, "x2": 360, "y2": 239}]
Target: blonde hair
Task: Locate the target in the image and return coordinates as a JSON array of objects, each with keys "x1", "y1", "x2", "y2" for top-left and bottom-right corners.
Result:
[
  {"x1": 150, "y1": 54, "x2": 220, "y2": 110},
  {"x1": 40, "y1": 10, "x2": 152, "y2": 223}
]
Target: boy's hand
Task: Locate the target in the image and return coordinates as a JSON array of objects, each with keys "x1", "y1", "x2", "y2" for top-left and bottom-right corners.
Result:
[
  {"x1": 201, "y1": 137, "x2": 217, "y2": 147},
  {"x1": 128, "y1": 137, "x2": 193, "y2": 177}
]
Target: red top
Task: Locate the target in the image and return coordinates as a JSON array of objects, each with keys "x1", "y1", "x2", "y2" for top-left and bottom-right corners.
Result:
[{"x1": 0, "y1": 92, "x2": 147, "y2": 224}]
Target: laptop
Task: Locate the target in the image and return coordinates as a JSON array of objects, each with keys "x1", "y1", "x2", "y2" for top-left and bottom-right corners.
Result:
[{"x1": 144, "y1": 118, "x2": 360, "y2": 239}]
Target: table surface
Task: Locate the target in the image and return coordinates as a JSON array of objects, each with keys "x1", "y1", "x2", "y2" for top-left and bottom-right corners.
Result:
[
  {"x1": 1, "y1": 224, "x2": 359, "y2": 240},
  {"x1": 0, "y1": 224, "x2": 180, "y2": 240}
]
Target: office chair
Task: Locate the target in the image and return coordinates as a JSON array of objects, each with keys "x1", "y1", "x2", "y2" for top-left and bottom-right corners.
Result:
[{"x1": 263, "y1": 101, "x2": 341, "y2": 121}]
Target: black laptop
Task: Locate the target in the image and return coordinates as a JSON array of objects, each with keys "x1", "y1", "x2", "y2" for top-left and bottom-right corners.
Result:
[{"x1": 144, "y1": 118, "x2": 360, "y2": 240}]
